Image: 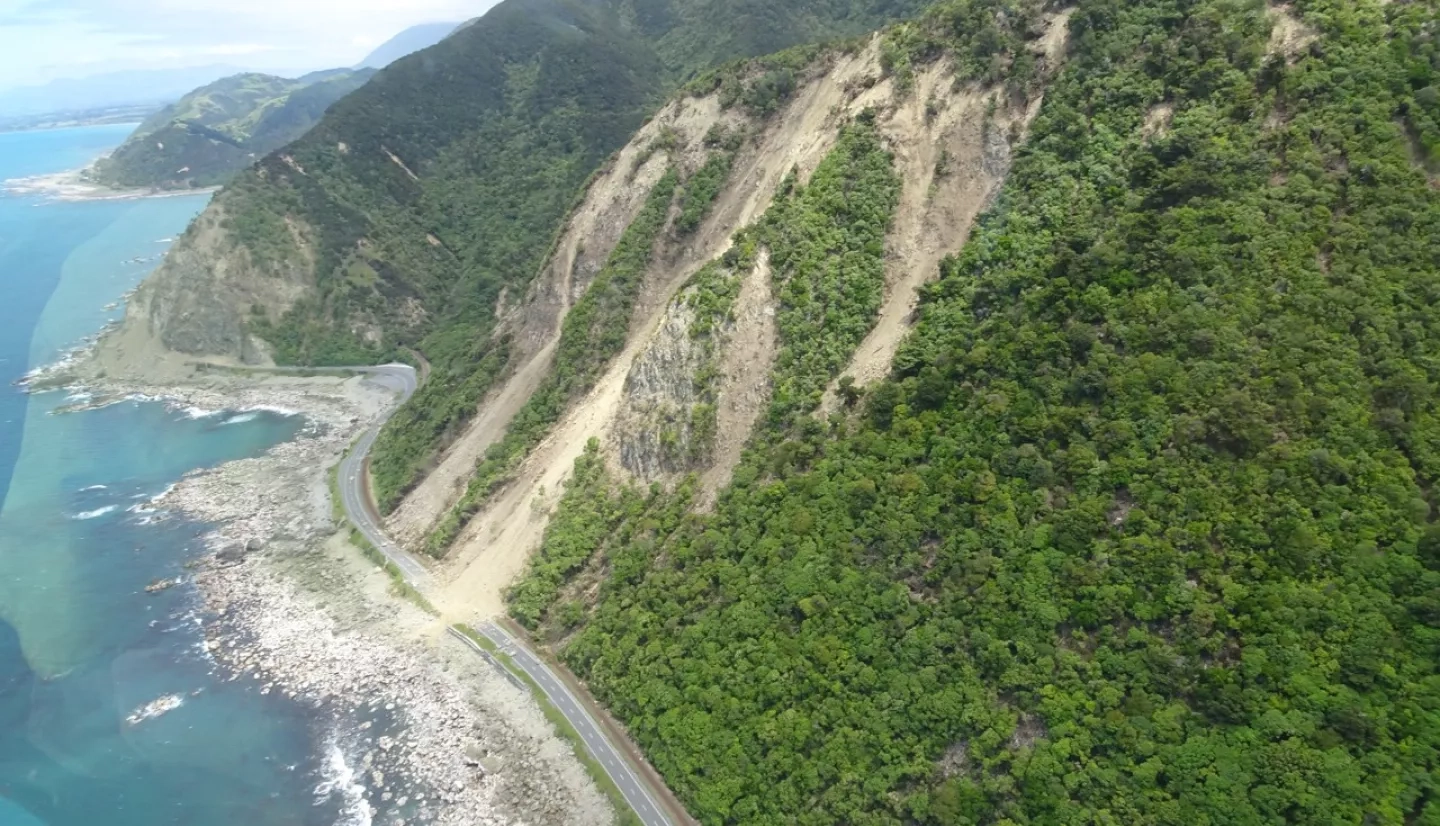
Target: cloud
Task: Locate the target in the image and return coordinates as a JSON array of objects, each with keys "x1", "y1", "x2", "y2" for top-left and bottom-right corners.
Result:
[{"x1": 0, "y1": 0, "x2": 490, "y2": 89}]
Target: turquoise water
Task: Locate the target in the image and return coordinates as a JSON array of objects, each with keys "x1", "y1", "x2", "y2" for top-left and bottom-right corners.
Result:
[{"x1": 0, "y1": 127, "x2": 347, "y2": 824}]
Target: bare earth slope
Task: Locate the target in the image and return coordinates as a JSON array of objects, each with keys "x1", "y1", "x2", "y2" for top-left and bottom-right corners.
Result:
[
  {"x1": 823, "y1": 8, "x2": 1074, "y2": 409},
  {"x1": 384, "y1": 98, "x2": 735, "y2": 550},
  {"x1": 695, "y1": 249, "x2": 777, "y2": 507},
  {"x1": 436, "y1": 15, "x2": 1075, "y2": 619}
]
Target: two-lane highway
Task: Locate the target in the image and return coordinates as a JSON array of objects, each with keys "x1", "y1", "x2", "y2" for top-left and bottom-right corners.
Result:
[
  {"x1": 335, "y1": 364, "x2": 680, "y2": 826},
  {"x1": 337, "y1": 364, "x2": 430, "y2": 585},
  {"x1": 465, "y1": 622, "x2": 676, "y2": 826}
]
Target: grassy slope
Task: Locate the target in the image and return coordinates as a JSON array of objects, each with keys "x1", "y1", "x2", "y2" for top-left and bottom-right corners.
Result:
[{"x1": 91, "y1": 70, "x2": 375, "y2": 189}]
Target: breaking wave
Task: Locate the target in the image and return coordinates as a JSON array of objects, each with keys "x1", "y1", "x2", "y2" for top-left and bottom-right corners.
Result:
[{"x1": 313, "y1": 738, "x2": 372, "y2": 826}]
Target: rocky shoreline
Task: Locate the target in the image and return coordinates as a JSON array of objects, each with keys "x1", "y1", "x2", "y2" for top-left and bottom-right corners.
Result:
[{"x1": 41, "y1": 365, "x2": 612, "y2": 826}]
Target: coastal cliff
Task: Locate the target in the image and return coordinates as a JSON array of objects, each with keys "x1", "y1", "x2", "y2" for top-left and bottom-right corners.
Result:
[{"x1": 92, "y1": 199, "x2": 312, "y2": 376}]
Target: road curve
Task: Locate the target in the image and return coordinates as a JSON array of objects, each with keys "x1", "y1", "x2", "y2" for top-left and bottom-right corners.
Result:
[
  {"x1": 336, "y1": 365, "x2": 678, "y2": 826},
  {"x1": 336, "y1": 364, "x2": 429, "y2": 585}
]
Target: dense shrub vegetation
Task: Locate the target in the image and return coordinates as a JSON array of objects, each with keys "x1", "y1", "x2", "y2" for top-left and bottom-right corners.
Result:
[
  {"x1": 755, "y1": 116, "x2": 901, "y2": 418},
  {"x1": 506, "y1": 440, "x2": 695, "y2": 628},
  {"x1": 368, "y1": 340, "x2": 511, "y2": 512},
  {"x1": 267, "y1": 0, "x2": 672, "y2": 509},
  {"x1": 881, "y1": 0, "x2": 1048, "y2": 92},
  {"x1": 676, "y1": 149, "x2": 740, "y2": 234},
  {"x1": 509, "y1": 0, "x2": 1440, "y2": 823}
]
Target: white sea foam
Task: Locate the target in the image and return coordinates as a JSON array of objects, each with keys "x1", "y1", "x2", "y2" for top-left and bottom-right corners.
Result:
[
  {"x1": 18, "y1": 349, "x2": 82, "y2": 389},
  {"x1": 178, "y1": 405, "x2": 223, "y2": 419},
  {"x1": 221, "y1": 412, "x2": 260, "y2": 426},
  {"x1": 313, "y1": 739, "x2": 373, "y2": 826},
  {"x1": 125, "y1": 693, "x2": 184, "y2": 726},
  {"x1": 244, "y1": 404, "x2": 302, "y2": 417},
  {"x1": 129, "y1": 482, "x2": 177, "y2": 514},
  {"x1": 80, "y1": 484, "x2": 108, "y2": 492},
  {"x1": 71, "y1": 505, "x2": 118, "y2": 520}
]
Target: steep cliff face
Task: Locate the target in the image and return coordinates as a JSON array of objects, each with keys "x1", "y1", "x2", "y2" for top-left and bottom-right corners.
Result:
[
  {"x1": 612, "y1": 301, "x2": 708, "y2": 479},
  {"x1": 608, "y1": 14, "x2": 1072, "y2": 493},
  {"x1": 98, "y1": 0, "x2": 937, "y2": 517}
]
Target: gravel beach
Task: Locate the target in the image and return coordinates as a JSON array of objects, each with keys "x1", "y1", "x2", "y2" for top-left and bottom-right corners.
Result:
[{"x1": 38, "y1": 358, "x2": 614, "y2": 826}]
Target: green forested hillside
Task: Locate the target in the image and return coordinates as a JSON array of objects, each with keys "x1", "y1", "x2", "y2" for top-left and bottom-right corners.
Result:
[
  {"x1": 89, "y1": 70, "x2": 375, "y2": 189},
  {"x1": 212, "y1": 0, "x2": 931, "y2": 510},
  {"x1": 511, "y1": 0, "x2": 1440, "y2": 823}
]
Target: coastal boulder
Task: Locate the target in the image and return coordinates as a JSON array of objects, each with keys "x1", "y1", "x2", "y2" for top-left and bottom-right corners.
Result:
[
  {"x1": 215, "y1": 542, "x2": 247, "y2": 563},
  {"x1": 145, "y1": 577, "x2": 179, "y2": 594}
]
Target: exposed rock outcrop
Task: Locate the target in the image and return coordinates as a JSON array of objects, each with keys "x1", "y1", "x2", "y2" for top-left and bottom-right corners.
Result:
[
  {"x1": 613, "y1": 302, "x2": 706, "y2": 480},
  {"x1": 384, "y1": 97, "x2": 740, "y2": 549}
]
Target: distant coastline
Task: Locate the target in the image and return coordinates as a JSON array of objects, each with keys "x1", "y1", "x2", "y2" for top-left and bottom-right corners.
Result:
[
  {"x1": 3, "y1": 166, "x2": 218, "y2": 203},
  {"x1": 0, "y1": 103, "x2": 157, "y2": 134},
  {"x1": 0, "y1": 116, "x2": 141, "y2": 135}
]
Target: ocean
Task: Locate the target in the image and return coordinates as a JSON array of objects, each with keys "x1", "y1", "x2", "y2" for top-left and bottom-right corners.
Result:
[{"x1": 0, "y1": 126, "x2": 350, "y2": 824}]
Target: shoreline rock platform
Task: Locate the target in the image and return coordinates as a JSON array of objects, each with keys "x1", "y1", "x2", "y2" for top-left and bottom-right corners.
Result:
[{"x1": 41, "y1": 359, "x2": 613, "y2": 826}]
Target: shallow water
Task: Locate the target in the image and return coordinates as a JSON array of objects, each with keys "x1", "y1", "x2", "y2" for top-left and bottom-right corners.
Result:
[{"x1": 0, "y1": 126, "x2": 350, "y2": 825}]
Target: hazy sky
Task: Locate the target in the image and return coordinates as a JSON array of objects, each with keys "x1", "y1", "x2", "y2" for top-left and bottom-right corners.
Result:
[{"x1": 0, "y1": 0, "x2": 488, "y2": 90}]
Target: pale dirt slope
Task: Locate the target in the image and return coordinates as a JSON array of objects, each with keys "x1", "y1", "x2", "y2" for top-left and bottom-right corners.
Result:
[
  {"x1": 384, "y1": 40, "x2": 888, "y2": 554},
  {"x1": 696, "y1": 250, "x2": 777, "y2": 508},
  {"x1": 822, "y1": 8, "x2": 1073, "y2": 411},
  {"x1": 90, "y1": 204, "x2": 310, "y2": 378},
  {"x1": 439, "y1": 16, "x2": 1075, "y2": 617},
  {"x1": 385, "y1": 99, "x2": 729, "y2": 549},
  {"x1": 1267, "y1": 2, "x2": 1316, "y2": 60}
]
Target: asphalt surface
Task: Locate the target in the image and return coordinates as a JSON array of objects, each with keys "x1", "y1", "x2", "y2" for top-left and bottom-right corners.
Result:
[
  {"x1": 336, "y1": 364, "x2": 430, "y2": 585},
  {"x1": 469, "y1": 622, "x2": 675, "y2": 826},
  {"x1": 445, "y1": 627, "x2": 527, "y2": 691},
  {"x1": 336, "y1": 365, "x2": 677, "y2": 826}
]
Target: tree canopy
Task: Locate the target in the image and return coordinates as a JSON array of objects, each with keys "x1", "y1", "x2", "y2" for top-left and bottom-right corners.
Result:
[{"x1": 509, "y1": 0, "x2": 1440, "y2": 822}]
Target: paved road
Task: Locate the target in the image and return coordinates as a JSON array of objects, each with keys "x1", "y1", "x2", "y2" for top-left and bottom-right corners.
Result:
[
  {"x1": 335, "y1": 364, "x2": 678, "y2": 826},
  {"x1": 470, "y1": 621, "x2": 675, "y2": 826},
  {"x1": 336, "y1": 364, "x2": 430, "y2": 585},
  {"x1": 445, "y1": 627, "x2": 527, "y2": 691}
]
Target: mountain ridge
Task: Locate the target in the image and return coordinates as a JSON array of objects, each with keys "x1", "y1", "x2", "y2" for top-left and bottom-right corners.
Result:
[
  {"x1": 93, "y1": 0, "x2": 935, "y2": 510},
  {"x1": 357, "y1": 21, "x2": 462, "y2": 69}
]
